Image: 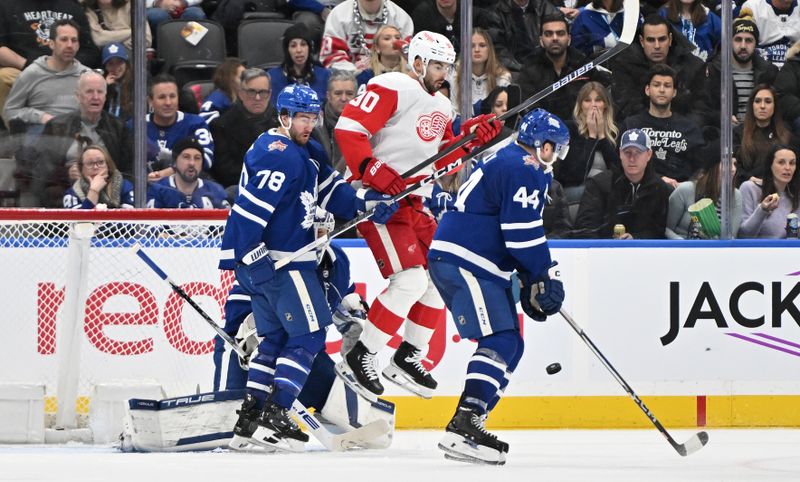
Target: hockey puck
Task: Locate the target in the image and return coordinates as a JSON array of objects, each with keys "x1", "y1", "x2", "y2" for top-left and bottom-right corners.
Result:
[{"x1": 546, "y1": 363, "x2": 562, "y2": 375}]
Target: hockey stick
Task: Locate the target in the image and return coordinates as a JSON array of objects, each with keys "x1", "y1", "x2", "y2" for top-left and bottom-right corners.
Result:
[
  {"x1": 131, "y1": 244, "x2": 388, "y2": 452},
  {"x1": 275, "y1": 0, "x2": 640, "y2": 269},
  {"x1": 558, "y1": 309, "x2": 709, "y2": 457},
  {"x1": 398, "y1": 0, "x2": 640, "y2": 181}
]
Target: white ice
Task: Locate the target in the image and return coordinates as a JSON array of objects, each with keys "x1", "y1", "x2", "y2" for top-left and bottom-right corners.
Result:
[{"x1": 2, "y1": 429, "x2": 799, "y2": 482}]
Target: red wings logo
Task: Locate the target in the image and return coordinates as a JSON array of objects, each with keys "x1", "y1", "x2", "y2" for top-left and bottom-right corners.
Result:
[{"x1": 416, "y1": 111, "x2": 449, "y2": 142}]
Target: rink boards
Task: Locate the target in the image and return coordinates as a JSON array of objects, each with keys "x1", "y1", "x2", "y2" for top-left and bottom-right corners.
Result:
[{"x1": 2, "y1": 239, "x2": 799, "y2": 429}]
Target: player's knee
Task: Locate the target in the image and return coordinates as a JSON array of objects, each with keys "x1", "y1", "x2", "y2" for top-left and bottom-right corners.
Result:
[
  {"x1": 285, "y1": 329, "x2": 326, "y2": 354},
  {"x1": 476, "y1": 330, "x2": 521, "y2": 366},
  {"x1": 387, "y1": 266, "x2": 429, "y2": 301}
]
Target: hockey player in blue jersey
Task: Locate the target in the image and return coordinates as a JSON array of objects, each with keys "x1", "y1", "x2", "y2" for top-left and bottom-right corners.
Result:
[
  {"x1": 428, "y1": 109, "x2": 569, "y2": 465},
  {"x1": 218, "y1": 84, "x2": 398, "y2": 450},
  {"x1": 146, "y1": 137, "x2": 230, "y2": 209}
]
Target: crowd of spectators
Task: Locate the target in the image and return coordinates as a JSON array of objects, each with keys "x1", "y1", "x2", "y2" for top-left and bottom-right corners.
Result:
[{"x1": 0, "y1": 0, "x2": 799, "y2": 238}]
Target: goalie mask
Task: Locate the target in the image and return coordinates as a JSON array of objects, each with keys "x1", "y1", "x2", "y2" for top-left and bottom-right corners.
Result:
[
  {"x1": 517, "y1": 108, "x2": 570, "y2": 168},
  {"x1": 407, "y1": 31, "x2": 456, "y2": 85}
]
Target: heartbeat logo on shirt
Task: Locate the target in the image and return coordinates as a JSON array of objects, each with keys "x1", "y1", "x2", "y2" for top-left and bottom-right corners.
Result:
[{"x1": 416, "y1": 111, "x2": 449, "y2": 142}]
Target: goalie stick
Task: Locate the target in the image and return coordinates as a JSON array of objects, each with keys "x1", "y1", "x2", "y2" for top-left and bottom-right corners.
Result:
[
  {"x1": 132, "y1": 244, "x2": 389, "y2": 452},
  {"x1": 559, "y1": 309, "x2": 709, "y2": 457},
  {"x1": 274, "y1": 0, "x2": 640, "y2": 270}
]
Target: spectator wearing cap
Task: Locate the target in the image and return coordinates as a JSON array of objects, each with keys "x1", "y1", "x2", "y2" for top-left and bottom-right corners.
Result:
[
  {"x1": 704, "y1": 16, "x2": 777, "y2": 127},
  {"x1": 775, "y1": 36, "x2": 800, "y2": 132},
  {"x1": 37, "y1": 70, "x2": 132, "y2": 207},
  {"x1": 267, "y1": 23, "x2": 331, "y2": 107},
  {"x1": 571, "y1": 128, "x2": 673, "y2": 239},
  {"x1": 83, "y1": 0, "x2": 152, "y2": 50},
  {"x1": 147, "y1": 137, "x2": 230, "y2": 208},
  {"x1": 620, "y1": 64, "x2": 705, "y2": 188},
  {"x1": 739, "y1": 0, "x2": 800, "y2": 67},
  {"x1": 209, "y1": 68, "x2": 279, "y2": 192},
  {"x1": 101, "y1": 42, "x2": 137, "y2": 122}
]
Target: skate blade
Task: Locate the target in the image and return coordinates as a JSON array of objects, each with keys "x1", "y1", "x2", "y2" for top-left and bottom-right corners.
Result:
[
  {"x1": 438, "y1": 433, "x2": 506, "y2": 465},
  {"x1": 381, "y1": 365, "x2": 434, "y2": 399},
  {"x1": 228, "y1": 435, "x2": 278, "y2": 454},
  {"x1": 251, "y1": 426, "x2": 306, "y2": 453},
  {"x1": 334, "y1": 361, "x2": 380, "y2": 402}
]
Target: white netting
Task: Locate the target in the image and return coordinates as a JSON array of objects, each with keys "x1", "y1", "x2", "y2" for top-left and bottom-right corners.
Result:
[{"x1": 0, "y1": 211, "x2": 232, "y2": 424}]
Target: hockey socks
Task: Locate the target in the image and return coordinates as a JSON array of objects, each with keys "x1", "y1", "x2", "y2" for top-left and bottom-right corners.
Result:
[{"x1": 463, "y1": 331, "x2": 522, "y2": 413}]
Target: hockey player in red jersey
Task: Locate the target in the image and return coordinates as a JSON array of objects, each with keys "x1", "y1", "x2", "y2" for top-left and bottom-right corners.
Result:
[{"x1": 333, "y1": 30, "x2": 502, "y2": 399}]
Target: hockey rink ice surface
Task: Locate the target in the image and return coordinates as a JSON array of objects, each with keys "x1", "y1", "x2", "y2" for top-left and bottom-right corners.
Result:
[{"x1": 1, "y1": 429, "x2": 800, "y2": 481}]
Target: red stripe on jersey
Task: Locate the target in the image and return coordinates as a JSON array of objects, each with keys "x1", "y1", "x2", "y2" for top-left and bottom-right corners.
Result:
[
  {"x1": 320, "y1": 36, "x2": 351, "y2": 67},
  {"x1": 335, "y1": 84, "x2": 399, "y2": 177}
]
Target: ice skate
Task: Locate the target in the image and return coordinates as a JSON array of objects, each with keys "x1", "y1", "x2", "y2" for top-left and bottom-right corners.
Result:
[
  {"x1": 382, "y1": 341, "x2": 437, "y2": 399},
  {"x1": 335, "y1": 340, "x2": 383, "y2": 401},
  {"x1": 249, "y1": 401, "x2": 308, "y2": 452},
  {"x1": 438, "y1": 405, "x2": 508, "y2": 465},
  {"x1": 229, "y1": 394, "x2": 272, "y2": 451}
]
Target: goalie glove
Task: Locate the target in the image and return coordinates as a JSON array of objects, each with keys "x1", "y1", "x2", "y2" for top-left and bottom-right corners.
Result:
[
  {"x1": 518, "y1": 263, "x2": 564, "y2": 322},
  {"x1": 234, "y1": 313, "x2": 260, "y2": 370},
  {"x1": 333, "y1": 293, "x2": 367, "y2": 354}
]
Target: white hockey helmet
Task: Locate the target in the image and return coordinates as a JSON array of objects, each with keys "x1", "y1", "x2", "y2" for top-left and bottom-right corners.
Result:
[{"x1": 407, "y1": 30, "x2": 456, "y2": 78}]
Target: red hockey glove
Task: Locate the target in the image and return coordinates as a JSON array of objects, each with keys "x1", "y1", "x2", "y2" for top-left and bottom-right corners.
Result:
[
  {"x1": 360, "y1": 157, "x2": 406, "y2": 195},
  {"x1": 460, "y1": 114, "x2": 503, "y2": 146}
]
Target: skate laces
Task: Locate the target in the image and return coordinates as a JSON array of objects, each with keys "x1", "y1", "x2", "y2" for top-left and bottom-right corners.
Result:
[
  {"x1": 470, "y1": 412, "x2": 497, "y2": 439},
  {"x1": 362, "y1": 350, "x2": 380, "y2": 381},
  {"x1": 404, "y1": 347, "x2": 430, "y2": 376}
]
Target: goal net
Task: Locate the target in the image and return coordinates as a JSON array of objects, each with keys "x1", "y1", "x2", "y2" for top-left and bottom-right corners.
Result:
[{"x1": 0, "y1": 209, "x2": 232, "y2": 435}]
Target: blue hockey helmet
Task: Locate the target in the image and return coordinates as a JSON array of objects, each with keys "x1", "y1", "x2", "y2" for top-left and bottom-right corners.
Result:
[
  {"x1": 276, "y1": 84, "x2": 321, "y2": 117},
  {"x1": 517, "y1": 108, "x2": 570, "y2": 161}
]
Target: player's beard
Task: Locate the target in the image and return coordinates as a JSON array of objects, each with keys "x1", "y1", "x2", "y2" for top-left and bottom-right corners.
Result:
[
  {"x1": 423, "y1": 75, "x2": 441, "y2": 94},
  {"x1": 290, "y1": 129, "x2": 311, "y2": 145}
]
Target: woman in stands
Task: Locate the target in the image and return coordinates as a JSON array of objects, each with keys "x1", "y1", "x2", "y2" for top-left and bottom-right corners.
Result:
[
  {"x1": 101, "y1": 42, "x2": 136, "y2": 123},
  {"x1": 84, "y1": 0, "x2": 152, "y2": 50},
  {"x1": 356, "y1": 25, "x2": 409, "y2": 86},
  {"x1": 63, "y1": 145, "x2": 134, "y2": 209},
  {"x1": 666, "y1": 141, "x2": 743, "y2": 239},
  {"x1": 556, "y1": 81, "x2": 620, "y2": 210},
  {"x1": 268, "y1": 23, "x2": 330, "y2": 106},
  {"x1": 734, "y1": 85, "x2": 796, "y2": 186},
  {"x1": 200, "y1": 57, "x2": 245, "y2": 123},
  {"x1": 739, "y1": 144, "x2": 800, "y2": 238},
  {"x1": 570, "y1": 0, "x2": 626, "y2": 57},
  {"x1": 659, "y1": 0, "x2": 721, "y2": 61},
  {"x1": 450, "y1": 28, "x2": 511, "y2": 116}
]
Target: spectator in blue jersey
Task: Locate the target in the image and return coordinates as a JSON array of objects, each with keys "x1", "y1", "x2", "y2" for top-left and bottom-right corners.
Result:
[
  {"x1": 138, "y1": 74, "x2": 215, "y2": 181},
  {"x1": 218, "y1": 84, "x2": 398, "y2": 450},
  {"x1": 63, "y1": 143, "x2": 133, "y2": 209},
  {"x1": 427, "y1": 109, "x2": 568, "y2": 465},
  {"x1": 268, "y1": 23, "x2": 331, "y2": 107},
  {"x1": 572, "y1": 128, "x2": 673, "y2": 239},
  {"x1": 101, "y1": 42, "x2": 137, "y2": 123},
  {"x1": 570, "y1": 0, "x2": 629, "y2": 57},
  {"x1": 209, "y1": 68, "x2": 279, "y2": 192},
  {"x1": 147, "y1": 137, "x2": 230, "y2": 208},
  {"x1": 199, "y1": 58, "x2": 245, "y2": 124},
  {"x1": 659, "y1": 0, "x2": 721, "y2": 61}
]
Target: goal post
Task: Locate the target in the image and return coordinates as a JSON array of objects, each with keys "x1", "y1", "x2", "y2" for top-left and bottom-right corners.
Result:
[{"x1": 0, "y1": 209, "x2": 232, "y2": 439}]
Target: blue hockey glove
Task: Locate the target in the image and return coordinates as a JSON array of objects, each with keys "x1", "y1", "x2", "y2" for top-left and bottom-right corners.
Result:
[
  {"x1": 356, "y1": 188, "x2": 399, "y2": 224},
  {"x1": 242, "y1": 243, "x2": 275, "y2": 287},
  {"x1": 518, "y1": 264, "x2": 564, "y2": 321}
]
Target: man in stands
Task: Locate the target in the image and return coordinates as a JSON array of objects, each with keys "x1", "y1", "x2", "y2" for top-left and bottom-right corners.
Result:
[
  {"x1": 314, "y1": 70, "x2": 358, "y2": 173},
  {"x1": 740, "y1": 0, "x2": 800, "y2": 68},
  {"x1": 147, "y1": 137, "x2": 229, "y2": 208}
]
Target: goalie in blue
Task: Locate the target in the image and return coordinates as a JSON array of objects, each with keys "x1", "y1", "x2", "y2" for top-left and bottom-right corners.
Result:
[
  {"x1": 428, "y1": 108, "x2": 569, "y2": 465},
  {"x1": 218, "y1": 85, "x2": 398, "y2": 451}
]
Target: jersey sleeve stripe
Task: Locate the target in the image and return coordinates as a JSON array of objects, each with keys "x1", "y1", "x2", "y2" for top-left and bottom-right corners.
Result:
[
  {"x1": 317, "y1": 179, "x2": 348, "y2": 211},
  {"x1": 239, "y1": 187, "x2": 276, "y2": 213},
  {"x1": 430, "y1": 240, "x2": 514, "y2": 279},
  {"x1": 317, "y1": 170, "x2": 340, "y2": 192},
  {"x1": 226, "y1": 293, "x2": 251, "y2": 302},
  {"x1": 505, "y1": 236, "x2": 547, "y2": 249},
  {"x1": 335, "y1": 117, "x2": 372, "y2": 137},
  {"x1": 501, "y1": 219, "x2": 544, "y2": 230},
  {"x1": 231, "y1": 204, "x2": 268, "y2": 228}
]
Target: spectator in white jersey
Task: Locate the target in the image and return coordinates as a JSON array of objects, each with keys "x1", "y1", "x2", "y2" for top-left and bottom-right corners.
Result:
[
  {"x1": 739, "y1": 0, "x2": 800, "y2": 67},
  {"x1": 704, "y1": 15, "x2": 778, "y2": 128}
]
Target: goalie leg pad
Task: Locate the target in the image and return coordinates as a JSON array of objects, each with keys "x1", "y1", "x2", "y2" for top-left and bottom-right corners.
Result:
[{"x1": 320, "y1": 375, "x2": 395, "y2": 449}]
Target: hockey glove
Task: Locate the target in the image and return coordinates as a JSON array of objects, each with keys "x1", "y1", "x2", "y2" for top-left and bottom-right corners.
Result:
[
  {"x1": 242, "y1": 243, "x2": 275, "y2": 288},
  {"x1": 356, "y1": 188, "x2": 399, "y2": 224},
  {"x1": 518, "y1": 266, "x2": 564, "y2": 322},
  {"x1": 460, "y1": 114, "x2": 503, "y2": 146},
  {"x1": 360, "y1": 157, "x2": 406, "y2": 195}
]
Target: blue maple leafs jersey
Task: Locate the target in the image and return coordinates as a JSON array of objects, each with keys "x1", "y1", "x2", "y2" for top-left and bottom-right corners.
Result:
[
  {"x1": 138, "y1": 112, "x2": 215, "y2": 170},
  {"x1": 429, "y1": 142, "x2": 553, "y2": 285},
  {"x1": 219, "y1": 129, "x2": 360, "y2": 271},
  {"x1": 146, "y1": 176, "x2": 230, "y2": 209}
]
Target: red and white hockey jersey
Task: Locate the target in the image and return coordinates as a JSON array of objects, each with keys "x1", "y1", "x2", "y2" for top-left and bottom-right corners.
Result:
[
  {"x1": 320, "y1": 0, "x2": 413, "y2": 72},
  {"x1": 334, "y1": 72, "x2": 455, "y2": 197}
]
